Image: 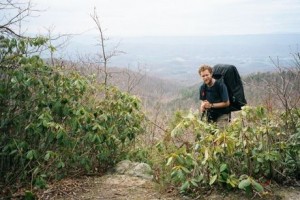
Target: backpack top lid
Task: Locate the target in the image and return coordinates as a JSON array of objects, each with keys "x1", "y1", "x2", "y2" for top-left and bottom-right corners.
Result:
[
  {"x1": 212, "y1": 64, "x2": 247, "y2": 111},
  {"x1": 212, "y1": 64, "x2": 240, "y2": 83}
]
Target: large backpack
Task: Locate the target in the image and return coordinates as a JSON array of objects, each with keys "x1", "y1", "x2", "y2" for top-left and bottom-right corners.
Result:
[{"x1": 212, "y1": 64, "x2": 247, "y2": 112}]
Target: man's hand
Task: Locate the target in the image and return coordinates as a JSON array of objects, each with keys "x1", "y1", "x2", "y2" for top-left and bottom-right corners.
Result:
[{"x1": 200, "y1": 100, "x2": 211, "y2": 112}]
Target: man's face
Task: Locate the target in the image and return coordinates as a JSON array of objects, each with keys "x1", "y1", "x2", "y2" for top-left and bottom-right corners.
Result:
[{"x1": 200, "y1": 69, "x2": 212, "y2": 85}]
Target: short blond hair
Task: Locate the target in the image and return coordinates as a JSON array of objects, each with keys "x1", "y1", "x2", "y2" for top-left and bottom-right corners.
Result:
[{"x1": 198, "y1": 64, "x2": 212, "y2": 75}]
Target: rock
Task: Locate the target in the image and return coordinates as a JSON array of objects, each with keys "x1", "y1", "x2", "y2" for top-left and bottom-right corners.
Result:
[
  {"x1": 115, "y1": 160, "x2": 132, "y2": 174},
  {"x1": 115, "y1": 160, "x2": 153, "y2": 180}
]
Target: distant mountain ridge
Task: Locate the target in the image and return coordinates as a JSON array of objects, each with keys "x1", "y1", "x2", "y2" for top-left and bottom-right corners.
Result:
[{"x1": 65, "y1": 33, "x2": 300, "y2": 85}]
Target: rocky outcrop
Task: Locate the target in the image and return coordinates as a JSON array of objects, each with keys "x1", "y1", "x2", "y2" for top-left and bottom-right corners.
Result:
[{"x1": 114, "y1": 160, "x2": 153, "y2": 180}]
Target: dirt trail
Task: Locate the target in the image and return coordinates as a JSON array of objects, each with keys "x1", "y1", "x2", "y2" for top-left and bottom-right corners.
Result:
[
  {"x1": 77, "y1": 174, "x2": 179, "y2": 200},
  {"x1": 38, "y1": 174, "x2": 180, "y2": 200},
  {"x1": 38, "y1": 174, "x2": 300, "y2": 200}
]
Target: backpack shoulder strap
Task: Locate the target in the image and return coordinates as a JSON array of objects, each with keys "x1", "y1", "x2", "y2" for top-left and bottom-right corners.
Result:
[
  {"x1": 214, "y1": 79, "x2": 223, "y2": 94},
  {"x1": 215, "y1": 79, "x2": 231, "y2": 116},
  {"x1": 199, "y1": 83, "x2": 206, "y2": 100}
]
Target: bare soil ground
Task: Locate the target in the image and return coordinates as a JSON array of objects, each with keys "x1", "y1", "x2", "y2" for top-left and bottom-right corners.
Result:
[
  {"x1": 36, "y1": 174, "x2": 300, "y2": 200},
  {"x1": 37, "y1": 174, "x2": 180, "y2": 200}
]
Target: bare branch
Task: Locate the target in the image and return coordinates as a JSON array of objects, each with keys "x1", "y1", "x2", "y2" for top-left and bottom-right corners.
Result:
[
  {"x1": 0, "y1": 0, "x2": 35, "y2": 38},
  {"x1": 90, "y1": 7, "x2": 124, "y2": 89},
  {"x1": 90, "y1": 7, "x2": 109, "y2": 86}
]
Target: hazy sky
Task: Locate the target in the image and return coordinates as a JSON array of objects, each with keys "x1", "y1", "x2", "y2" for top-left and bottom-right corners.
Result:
[{"x1": 27, "y1": 0, "x2": 300, "y2": 37}]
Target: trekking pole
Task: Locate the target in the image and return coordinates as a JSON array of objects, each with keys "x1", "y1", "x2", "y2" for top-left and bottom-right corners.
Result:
[{"x1": 200, "y1": 110, "x2": 207, "y2": 121}]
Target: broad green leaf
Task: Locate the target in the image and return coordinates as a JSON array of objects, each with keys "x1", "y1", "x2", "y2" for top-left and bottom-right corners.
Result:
[
  {"x1": 227, "y1": 179, "x2": 237, "y2": 188},
  {"x1": 9, "y1": 149, "x2": 18, "y2": 155},
  {"x1": 180, "y1": 181, "x2": 190, "y2": 191},
  {"x1": 44, "y1": 151, "x2": 51, "y2": 161},
  {"x1": 252, "y1": 181, "x2": 264, "y2": 192},
  {"x1": 26, "y1": 150, "x2": 36, "y2": 160},
  {"x1": 181, "y1": 166, "x2": 190, "y2": 174},
  {"x1": 56, "y1": 131, "x2": 64, "y2": 140},
  {"x1": 195, "y1": 174, "x2": 204, "y2": 182},
  {"x1": 238, "y1": 179, "x2": 251, "y2": 190},
  {"x1": 166, "y1": 157, "x2": 173, "y2": 166},
  {"x1": 257, "y1": 157, "x2": 264, "y2": 163},
  {"x1": 186, "y1": 155, "x2": 195, "y2": 166},
  {"x1": 177, "y1": 156, "x2": 184, "y2": 164},
  {"x1": 191, "y1": 180, "x2": 198, "y2": 187},
  {"x1": 220, "y1": 163, "x2": 227, "y2": 172},
  {"x1": 33, "y1": 167, "x2": 40, "y2": 176},
  {"x1": 171, "y1": 170, "x2": 178, "y2": 178},
  {"x1": 202, "y1": 148, "x2": 209, "y2": 165},
  {"x1": 57, "y1": 161, "x2": 65, "y2": 169},
  {"x1": 177, "y1": 169, "x2": 184, "y2": 180},
  {"x1": 209, "y1": 174, "x2": 218, "y2": 185},
  {"x1": 40, "y1": 174, "x2": 47, "y2": 178}
]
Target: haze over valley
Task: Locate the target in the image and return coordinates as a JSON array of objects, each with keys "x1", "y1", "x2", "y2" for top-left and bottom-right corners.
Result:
[{"x1": 65, "y1": 33, "x2": 300, "y2": 85}]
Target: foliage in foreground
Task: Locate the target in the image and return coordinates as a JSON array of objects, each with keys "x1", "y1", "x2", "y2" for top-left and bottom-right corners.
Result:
[
  {"x1": 0, "y1": 36, "x2": 145, "y2": 190},
  {"x1": 154, "y1": 107, "x2": 299, "y2": 196}
]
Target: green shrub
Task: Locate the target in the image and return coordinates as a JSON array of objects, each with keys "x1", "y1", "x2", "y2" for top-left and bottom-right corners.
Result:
[
  {"x1": 0, "y1": 36, "x2": 145, "y2": 190},
  {"x1": 160, "y1": 107, "x2": 299, "y2": 196}
]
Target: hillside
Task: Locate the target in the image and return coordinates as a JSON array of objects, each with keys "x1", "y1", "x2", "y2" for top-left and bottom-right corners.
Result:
[
  {"x1": 66, "y1": 60, "x2": 300, "y2": 112},
  {"x1": 52, "y1": 59, "x2": 185, "y2": 111}
]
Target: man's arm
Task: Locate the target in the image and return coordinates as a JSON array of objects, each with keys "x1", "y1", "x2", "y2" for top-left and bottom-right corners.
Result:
[
  {"x1": 201, "y1": 100, "x2": 228, "y2": 112},
  {"x1": 209, "y1": 100, "x2": 230, "y2": 109}
]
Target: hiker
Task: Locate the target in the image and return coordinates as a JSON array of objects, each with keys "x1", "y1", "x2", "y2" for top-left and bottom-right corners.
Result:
[{"x1": 198, "y1": 64, "x2": 230, "y2": 128}]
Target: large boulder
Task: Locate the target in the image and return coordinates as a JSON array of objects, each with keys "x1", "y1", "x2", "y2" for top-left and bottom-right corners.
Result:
[{"x1": 114, "y1": 160, "x2": 153, "y2": 180}]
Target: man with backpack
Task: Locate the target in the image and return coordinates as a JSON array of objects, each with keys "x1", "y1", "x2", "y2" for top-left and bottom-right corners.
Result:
[{"x1": 198, "y1": 64, "x2": 231, "y2": 128}]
